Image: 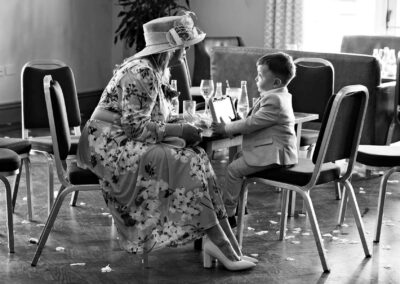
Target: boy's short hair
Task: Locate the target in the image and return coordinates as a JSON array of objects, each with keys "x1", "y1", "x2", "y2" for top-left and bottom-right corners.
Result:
[{"x1": 256, "y1": 52, "x2": 296, "y2": 85}]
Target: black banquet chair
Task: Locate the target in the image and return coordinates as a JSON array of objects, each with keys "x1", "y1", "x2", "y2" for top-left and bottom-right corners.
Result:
[
  {"x1": 20, "y1": 59, "x2": 81, "y2": 216},
  {"x1": 0, "y1": 148, "x2": 21, "y2": 252},
  {"x1": 337, "y1": 58, "x2": 400, "y2": 243},
  {"x1": 30, "y1": 75, "x2": 151, "y2": 266},
  {"x1": 237, "y1": 85, "x2": 371, "y2": 272}
]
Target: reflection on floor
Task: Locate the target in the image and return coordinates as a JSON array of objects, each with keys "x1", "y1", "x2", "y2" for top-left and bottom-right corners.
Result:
[{"x1": 0, "y1": 149, "x2": 399, "y2": 284}]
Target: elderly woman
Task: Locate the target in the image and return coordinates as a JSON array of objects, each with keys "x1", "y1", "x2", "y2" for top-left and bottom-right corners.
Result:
[{"x1": 77, "y1": 12, "x2": 256, "y2": 271}]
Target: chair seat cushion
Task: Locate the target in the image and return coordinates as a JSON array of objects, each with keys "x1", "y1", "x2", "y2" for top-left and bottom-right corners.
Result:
[
  {"x1": 29, "y1": 135, "x2": 79, "y2": 155},
  {"x1": 247, "y1": 158, "x2": 341, "y2": 187},
  {"x1": 357, "y1": 145, "x2": 400, "y2": 167},
  {"x1": 300, "y1": 128, "x2": 319, "y2": 147},
  {"x1": 68, "y1": 162, "x2": 99, "y2": 185},
  {"x1": 0, "y1": 149, "x2": 21, "y2": 172},
  {"x1": 0, "y1": 138, "x2": 32, "y2": 154}
]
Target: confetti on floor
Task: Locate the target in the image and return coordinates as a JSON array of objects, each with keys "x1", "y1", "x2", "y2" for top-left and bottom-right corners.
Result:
[
  {"x1": 332, "y1": 229, "x2": 340, "y2": 234},
  {"x1": 22, "y1": 197, "x2": 27, "y2": 201},
  {"x1": 386, "y1": 192, "x2": 393, "y2": 195},
  {"x1": 255, "y1": 230, "x2": 269, "y2": 236},
  {"x1": 291, "y1": 240, "x2": 300, "y2": 244},
  {"x1": 301, "y1": 232, "x2": 310, "y2": 236},
  {"x1": 70, "y1": 263, "x2": 86, "y2": 266},
  {"x1": 247, "y1": 227, "x2": 255, "y2": 231},
  {"x1": 55, "y1": 247, "x2": 65, "y2": 252},
  {"x1": 29, "y1": 238, "x2": 38, "y2": 244},
  {"x1": 36, "y1": 223, "x2": 45, "y2": 227},
  {"x1": 79, "y1": 202, "x2": 86, "y2": 206},
  {"x1": 359, "y1": 190, "x2": 366, "y2": 194},
  {"x1": 21, "y1": 220, "x2": 30, "y2": 224},
  {"x1": 323, "y1": 233, "x2": 333, "y2": 237},
  {"x1": 269, "y1": 220, "x2": 278, "y2": 224},
  {"x1": 276, "y1": 212, "x2": 282, "y2": 215},
  {"x1": 101, "y1": 264, "x2": 113, "y2": 273},
  {"x1": 387, "y1": 180, "x2": 399, "y2": 184},
  {"x1": 285, "y1": 257, "x2": 295, "y2": 261},
  {"x1": 250, "y1": 253, "x2": 259, "y2": 257},
  {"x1": 285, "y1": 235, "x2": 295, "y2": 239},
  {"x1": 298, "y1": 213, "x2": 306, "y2": 217},
  {"x1": 341, "y1": 223, "x2": 349, "y2": 227}
]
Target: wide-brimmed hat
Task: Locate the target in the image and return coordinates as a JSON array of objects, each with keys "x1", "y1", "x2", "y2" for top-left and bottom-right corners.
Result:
[{"x1": 133, "y1": 12, "x2": 206, "y2": 58}]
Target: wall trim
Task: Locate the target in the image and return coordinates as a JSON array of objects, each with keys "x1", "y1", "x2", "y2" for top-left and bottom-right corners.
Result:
[{"x1": 0, "y1": 90, "x2": 103, "y2": 133}]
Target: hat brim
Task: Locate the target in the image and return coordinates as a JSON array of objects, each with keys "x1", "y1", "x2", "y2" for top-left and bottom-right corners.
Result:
[{"x1": 134, "y1": 33, "x2": 206, "y2": 59}]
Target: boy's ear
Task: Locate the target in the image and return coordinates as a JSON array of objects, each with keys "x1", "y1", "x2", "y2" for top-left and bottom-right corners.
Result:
[{"x1": 273, "y1": 78, "x2": 282, "y2": 87}]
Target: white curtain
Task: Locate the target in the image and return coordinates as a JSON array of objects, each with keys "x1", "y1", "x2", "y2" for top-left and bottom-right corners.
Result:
[{"x1": 264, "y1": 0, "x2": 304, "y2": 49}]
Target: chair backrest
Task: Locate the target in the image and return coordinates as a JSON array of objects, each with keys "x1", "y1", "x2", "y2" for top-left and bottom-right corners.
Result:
[
  {"x1": 43, "y1": 75, "x2": 72, "y2": 181},
  {"x1": 288, "y1": 58, "x2": 334, "y2": 122},
  {"x1": 311, "y1": 85, "x2": 369, "y2": 182},
  {"x1": 341, "y1": 35, "x2": 400, "y2": 56},
  {"x1": 21, "y1": 59, "x2": 81, "y2": 138},
  {"x1": 192, "y1": 36, "x2": 244, "y2": 86}
]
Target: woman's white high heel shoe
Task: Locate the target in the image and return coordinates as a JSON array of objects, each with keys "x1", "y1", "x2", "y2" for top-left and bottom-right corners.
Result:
[
  {"x1": 241, "y1": 255, "x2": 259, "y2": 263},
  {"x1": 203, "y1": 238, "x2": 256, "y2": 271}
]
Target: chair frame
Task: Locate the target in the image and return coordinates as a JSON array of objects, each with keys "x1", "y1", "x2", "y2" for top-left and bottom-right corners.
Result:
[
  {"x1": 288, "y1": 58, "x2": 339, "y2": 217},
  {"x1": 1, "y1": 166, "x2": 20, "y2": 253},
  {"x1": 20, "y1": 59, "x2": 81, "y2": 217},
  {"x1": 31, "y1": 75, "x2": 99, "y2": 266},
  {"x1": 338, "y1": 58, "x2": 400, "y2": 243},
  {"x1": 237, "y1": 85, "x2": 371, "y2": 272}
]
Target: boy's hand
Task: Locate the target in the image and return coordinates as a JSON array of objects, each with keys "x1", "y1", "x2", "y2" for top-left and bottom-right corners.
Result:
[{"x1": 211, "y1": 118, "x2": 227, "y2": 136}]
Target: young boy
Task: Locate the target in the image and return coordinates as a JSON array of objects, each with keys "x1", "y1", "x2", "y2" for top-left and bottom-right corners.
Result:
[{"x1": 212, "y1": 52, "x2": 298, "y2": 227}]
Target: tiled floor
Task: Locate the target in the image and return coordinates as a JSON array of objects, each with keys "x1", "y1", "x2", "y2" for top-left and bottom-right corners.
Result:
[{"x1": 0, "y1": 150, "x2": 399, "y2": 283}]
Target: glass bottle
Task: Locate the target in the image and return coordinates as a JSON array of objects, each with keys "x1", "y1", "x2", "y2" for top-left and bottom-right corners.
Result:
[
  {"x1": 170, "y1": 79, "x2": 179, "y2": 116},
  {"x1": 215, "y1": 82, "x2": 223, "y2": 99},
  {"x1": 237, "y1": 81, "x2": 249, "y2": 119}
]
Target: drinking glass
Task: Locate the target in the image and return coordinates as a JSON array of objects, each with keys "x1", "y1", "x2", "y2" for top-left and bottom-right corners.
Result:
[
  {"x1": 183, "y1": 100, "x2": 196, "y2": 123},
  {"x1": 200, "y1": 79, "x2": 214, "y2": 115}
]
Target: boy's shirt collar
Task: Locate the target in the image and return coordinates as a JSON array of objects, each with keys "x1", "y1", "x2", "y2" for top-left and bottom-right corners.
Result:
[{"x1": 260, "y1": 87, "x2": 288, "y2": 97}]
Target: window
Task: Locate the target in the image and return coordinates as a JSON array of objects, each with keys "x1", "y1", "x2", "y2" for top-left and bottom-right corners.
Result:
[{"x1": 302, "y1": 0, "x2": 384, "y2": 52}]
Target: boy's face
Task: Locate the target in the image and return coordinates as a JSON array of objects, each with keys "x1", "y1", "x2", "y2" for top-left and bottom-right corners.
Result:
[{"x1": 255, "y1": 64, "x2": 280, "y2": 92}]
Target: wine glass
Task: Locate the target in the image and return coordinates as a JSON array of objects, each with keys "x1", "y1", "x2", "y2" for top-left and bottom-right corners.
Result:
[{"x1": 200, "y1": 79, "x2": 215, "y2": 115}]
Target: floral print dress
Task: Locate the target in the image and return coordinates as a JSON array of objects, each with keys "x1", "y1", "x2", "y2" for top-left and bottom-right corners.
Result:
[{"x1": 77, "y1": 58, "x2": 227, "y2": 253}]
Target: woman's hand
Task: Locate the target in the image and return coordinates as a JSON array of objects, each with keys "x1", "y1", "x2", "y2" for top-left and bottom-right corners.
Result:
[{"x1": 182, "y1": 124, "x2": 202, "y2": 146}]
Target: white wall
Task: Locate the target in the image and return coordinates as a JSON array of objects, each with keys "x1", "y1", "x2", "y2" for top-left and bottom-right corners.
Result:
[
  {"x1": 189, "y1": 0, "x2": 266, "y2": 47},
  {"x1": 0, "y1": 0, "x2": 115, "y2": 105}
]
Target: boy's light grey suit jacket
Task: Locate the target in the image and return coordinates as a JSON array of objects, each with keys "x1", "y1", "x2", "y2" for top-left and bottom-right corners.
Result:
[{"x1": 225, "y1": 87, "x2": 298, "y2": 167}]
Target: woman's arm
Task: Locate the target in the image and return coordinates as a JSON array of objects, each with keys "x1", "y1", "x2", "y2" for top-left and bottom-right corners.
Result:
[{"x1": 119, "y1": 65, "x2": 166, "y2": 143}]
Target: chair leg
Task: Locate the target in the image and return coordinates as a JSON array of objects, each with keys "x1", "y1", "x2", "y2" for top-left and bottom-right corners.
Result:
[
  {"x1": 334, "y1": 181, "x2": 342, "y2": 200},
  {"x1": 299, "y1": 189, "x2": 330, "y2": 273},
  {"x1": 306, "y1": 144, "x2": 315, "y2": 159},
  {"x1": 279, "y1": 189, "x2": 289, "y2": 240},
  {"x1": 11, "y1": 162, "x2": 22, "y2": 211},
  {"x1": 1, "y1": 176, "x2": 15, "y2": 253},
  {"x1": 237, "y1": 180, "x2": 249, "y2": 247},
  {"x1": 32, "y1": 185, "x2": 72, "y2": 266},
  {"x1": 337, "y1": 184, "x2": 348, "y2": 226},
  {"x1": 24, "y1": 157, "x2": 33, "y2": 221},
  {"x1": 70, "y1": 191, "x2": 79, "y2": 206},
  {"x1": 374, "y1": 168, "x2": 399, "y2": 243},
  {"x1": 46, "y1": 155, "x2": 54, "y2": 216},
  {"x1": 344, "y1": 180, "x2": 370, "y2": 257},
  {"x1": 289, "y1": 191, "x2": 296, "y2": 217}
]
